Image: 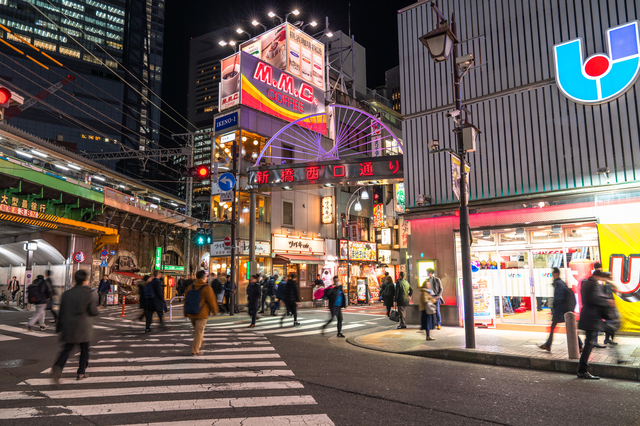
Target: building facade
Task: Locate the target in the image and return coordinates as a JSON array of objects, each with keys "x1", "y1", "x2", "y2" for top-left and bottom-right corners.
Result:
[{"x1": 398, "y1": 0, "x2": 640, "y2": 331}]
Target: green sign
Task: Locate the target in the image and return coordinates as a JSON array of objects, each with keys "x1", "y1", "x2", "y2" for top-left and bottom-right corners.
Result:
[
  {"x1": 163, "y1": 265, "x2": 185, "y2": 272},
  {"x1": 155, "y1": 247, "x2": 162, "y2": 269}
]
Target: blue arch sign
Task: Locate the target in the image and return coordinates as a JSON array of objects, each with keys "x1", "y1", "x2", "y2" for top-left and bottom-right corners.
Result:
[{"x1": 554, "y1": 21, "x2": 640, "y2": 104}]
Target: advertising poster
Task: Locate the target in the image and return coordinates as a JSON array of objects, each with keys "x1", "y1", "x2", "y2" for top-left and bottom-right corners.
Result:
[
  {"x1": 599, "y1": 223, "x2": 640, "y2": 333},
  {"x1": 458, "y1": 277, "x2": 495, "y2": 322},
  {"x1": 347, "y1": 241, "x2": 377, "y2": 261},
  {"x1": 219, "y1": 53, "x2": 241, "y2": 111},
  {"x1": 395, "y1": 183, "x2": 405, "y2": 212},
  {"x1": 357, "y1": 278, "x2": 368, "y2": 303},
  {"x1": 373, "y1": 204, "x2": 384, "y2": 228},
  {"x1": 287, "y1": 25, "x2": 325, "y2": 90},
  {"x1": 321, "y1": 196, "x2": 333, "y2": 224},
  {"x1": 451, "y1": 155, "x2": 470, "y2": 202},
  {"x1": 242, "y1": 24, "x2": 288, "y2": 71},
  {"x1": 381, "y1": 228, "x2": 392, "y2": 245},
  {"x1": 417, "y1": 260, "x2": 435, "y2": 286}
]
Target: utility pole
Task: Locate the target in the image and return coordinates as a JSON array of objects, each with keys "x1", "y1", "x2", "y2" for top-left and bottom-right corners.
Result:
[
  {"x1": 172, "y1": 132, "x2": 195, "y2": 277},
  {"x1": 248, "y1": 190, "x2": 257, "y2": 276},
  {"x1": 229, "y1": 136, "x2": 238, "y2": 316}
]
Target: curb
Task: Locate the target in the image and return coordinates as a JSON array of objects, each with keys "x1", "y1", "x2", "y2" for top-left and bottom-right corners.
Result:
[{"x1": 346, "y1": 337, "x2": 640, "y2": 381}]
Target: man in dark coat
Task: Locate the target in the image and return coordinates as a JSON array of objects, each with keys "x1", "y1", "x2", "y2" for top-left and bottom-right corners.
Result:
[
  {"x1": 145, "y1": 270, "x2": 167, "y2": 332},
  {"x1": 246, "y1": 275, "x2": 262, "y2": 327},
  {"x1": 380, "y1": 276, "x2": 395, "y2": 316},
  {"x1": 322, "y1": 276, "x2": 347, "y2": 337},
  {"x1": 394, "y1": 272, "x2": 413, "y2": 329},
  {"x1": 137, "y1": 275, "x2": 151, "y2": 321},
  {"x1": 98, "y1": 276, "x2": 111, "y2": 307},
  {"x1": 280, "y1": 273, "x2": 300, "y2": 327},
  {"x1": 45, "y1": 271, "x2": 58, "y2": 323},
  {"x1": 577, "y1": 272, "x2": 614, "y2": 379},
  {"x1": 540, "y1": 268, "x2": 582, "y2": 351},
  {"x1": 223, "y1": 275, "x2": 237, "y2": 314},
  {"x1": 51, "y1": 269, "x2": 100, "y2": 383},
  {"x1": 8, "y1": 276, "x2": 20, "y2": 302}
]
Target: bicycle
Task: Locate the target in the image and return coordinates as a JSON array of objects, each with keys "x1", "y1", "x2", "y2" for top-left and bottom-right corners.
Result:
[
  {"x1": 17, "y1": 290, "x2": 25, "y2": 308},
  {"x1": 0, "y1": 290, "x2": 7, "y2": 305}
]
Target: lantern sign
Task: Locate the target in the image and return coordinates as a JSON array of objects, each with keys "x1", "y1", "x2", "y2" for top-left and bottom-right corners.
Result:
[
  {"x1": 321, "y1": 196, "x2": 333, "y2": 224},
  {"x1": 373, "y1": 204, "x2": 385, "y2": 228}
]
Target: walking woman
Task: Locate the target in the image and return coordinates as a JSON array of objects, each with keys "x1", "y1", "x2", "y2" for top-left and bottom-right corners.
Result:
[
  {"x1": 419, "y1": 278, "x2": 437, "y2": 341},
  {"x1": 381, "y1": 275, "x2": 395, "y2": 317}
]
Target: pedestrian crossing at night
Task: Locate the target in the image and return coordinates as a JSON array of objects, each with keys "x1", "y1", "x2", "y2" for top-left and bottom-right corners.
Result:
[{"x1": 0, "y1": 324, "x2": 335, "y2": 425}]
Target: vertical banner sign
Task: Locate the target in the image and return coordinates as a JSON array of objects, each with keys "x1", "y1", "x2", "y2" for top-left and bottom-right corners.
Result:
[
  {"x1": 155, "y1": 247, "x2": 162, "y2": 270},
  {"x1": 321, "y1": 196, "x2": 333, "y2": 224},
  {"x1": 451, "y1": 155, "x2": 470, "y2": 202},
  {"x1": 219, "y1": 53, "x2": 241, "y2": 111},
  {"x1": 373, "y1": 204, "x2": 385, "y2": 228},
  {"x1": 349, "y1": 224, "x2": 360, "y2": 242},
  {"x1": 395, "y1": 183, "x2": 405, "y2": 212}
]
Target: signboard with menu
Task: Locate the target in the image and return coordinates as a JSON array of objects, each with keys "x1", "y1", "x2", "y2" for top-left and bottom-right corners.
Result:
[
  {"x1": 373, "y1": 204, "x2": 384, "y2": 228},
  {"x1": 458, "y1": 277, "x2": 495, "y2": 323},
  {"x1": 339, "y1": 240, "x2": 377, "y2": 262}
]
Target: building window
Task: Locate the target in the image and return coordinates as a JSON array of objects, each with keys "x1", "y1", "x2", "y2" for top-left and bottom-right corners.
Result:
[{"x1": 283, "y1": 201, "x2": 293, "y2": 226}]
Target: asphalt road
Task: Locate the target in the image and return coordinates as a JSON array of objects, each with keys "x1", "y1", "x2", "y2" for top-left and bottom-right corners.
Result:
[{"x1": 1, "y1": 305, "x2": 639, "y2": 425}]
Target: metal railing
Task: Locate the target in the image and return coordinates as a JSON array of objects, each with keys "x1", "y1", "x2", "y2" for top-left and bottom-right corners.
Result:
[
  {"x1": 104, "y1": 187, "x2": 198, "y2": 227},
  {"x1": 168, "y1": 296, "x2": 184, "y2": 321}
]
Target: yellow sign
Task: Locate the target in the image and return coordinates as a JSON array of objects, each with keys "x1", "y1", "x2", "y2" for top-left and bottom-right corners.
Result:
[
  {"x1": 321, "y1": 196, "x2": 333, "y2": 224},
  {"x1": 598, "y1": 223, "x2": 640, "y2": 332}
]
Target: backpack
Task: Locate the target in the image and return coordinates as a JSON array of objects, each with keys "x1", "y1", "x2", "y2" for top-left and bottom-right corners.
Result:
[
  {"x1": 565, "y1": 287, "x2": 576, "y2": 312},
  {"x1": 27, "y1": 279, "x2": 45, "y2": 304},
  {"x1": 184, "y1": 285, "x2": 203, "y2": 315},
  {"x1": 143, "y1": 283, "x2": 155, "y2": 299}
]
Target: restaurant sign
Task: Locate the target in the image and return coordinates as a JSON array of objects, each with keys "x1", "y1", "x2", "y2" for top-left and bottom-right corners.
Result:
[
  {"x1": 339, "y1": 240, "x2": 377, "y2": 262},
  {"x1": 272, "y1": 234, "x2": 325, "y2": 255}
]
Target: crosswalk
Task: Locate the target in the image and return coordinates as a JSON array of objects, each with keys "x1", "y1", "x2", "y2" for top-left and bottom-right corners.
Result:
[{"x1": 0, "y1": 323, "x2": 335, "y2": 425}]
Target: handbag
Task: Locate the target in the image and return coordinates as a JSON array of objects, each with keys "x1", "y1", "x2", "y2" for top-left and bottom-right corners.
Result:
[
  {"x1": 389, "y1": 310, "x2": 399, "y2": 322},
  {"x1": 426, "y1": 301, "x2": 436, "y2": 315}
]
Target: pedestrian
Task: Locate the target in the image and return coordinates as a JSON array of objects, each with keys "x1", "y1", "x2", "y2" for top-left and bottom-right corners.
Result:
[
  {"x1": 602, "y1": 279, "x2": 619, "y2": 345},
  {"x1": 322, "y1": 276, "x2": 346, "y2": 337},
  {"x1": 280, "y1": 273, "x2": 300, "y2": 327},
  {"x1": 577, "y1": 271, "x2": 615, "y2": 379},
  {"x1": 247, "y1": 275, "x2": 262, "y2": 327},
  {"x1": 268, "y1": 275, "x2": 278, "y2": 315},
  {"x1": 223, "y1": 275, "x2": 237, "y2": 314},
  {"x1": 137, "y1": 275, "x2": 151, "y2": 322},
  {"x1": 426, "y1": 268, "x2": 444, "y2": 330},
  {"x1": 144, "y1": 270, "x2": 167, "y2": 332},
  {"x1": 8, "y1": 276, "x2": 20, "y2": 302},
  {"x1": 381, "y1": 276, "x2": 395, "y2": 317},
  {"x1": 184, "y1": 270, "x2": 218, "y2": 356},
  {"x1": 177, "y1": 276, "x2": 187, "y2": 297},
  {"x1": 419, "y1": 278, "x2": 437, "y2": 340},
  {"x1": 394, "y1": 272, "x2": 412, "y2": 329},
  {"x1": 540, "y1": 267, "x2": 582, "y2": 352},
  {"x1": 212, "y1": 273, "x2": 226, "y2": 313},
  {"x1": 45, "y1": 270, "x2": 58, "y2": 323},
  {"x1": 51, "y1": 269, "x2": 100, "y2": 383},
  {"x1": 258, "y1": 275, "x2": 268, "y2": 314},
  {"x1": 26, "y1": 275, "x2": 50, "y2": 331},
  {"x1": 98, "y1": 275, "x2": 111, "y2": 307}
]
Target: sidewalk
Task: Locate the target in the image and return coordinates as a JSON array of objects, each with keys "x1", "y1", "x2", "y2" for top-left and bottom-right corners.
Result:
[{"x1": 348, "y1": 326, "x2": 640, "y2": 381}]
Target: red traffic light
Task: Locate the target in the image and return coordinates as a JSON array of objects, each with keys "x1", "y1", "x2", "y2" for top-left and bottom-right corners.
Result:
[
  {"x1": 0, "y1": 87, "x2": 11, "y2": 104},
  {"x1": 197, "y1": 166, "x2": 209, "y2": 177},
  {"x1": 193, "y1": 165, "x2": 210, "y2": 181}
]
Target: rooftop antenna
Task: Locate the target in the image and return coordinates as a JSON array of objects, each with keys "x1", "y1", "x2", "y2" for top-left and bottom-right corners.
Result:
[{"x1": 348, "y1": 2, "x2": 351, "y2": 37}]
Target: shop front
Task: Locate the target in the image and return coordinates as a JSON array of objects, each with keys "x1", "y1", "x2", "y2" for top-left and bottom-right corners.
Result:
[
  {"x1": 339, "y1": 240, "x2": 378, "y2": 305},
  {"x1": 272, "y1": 234, "x2": 325, "y2": 303}
]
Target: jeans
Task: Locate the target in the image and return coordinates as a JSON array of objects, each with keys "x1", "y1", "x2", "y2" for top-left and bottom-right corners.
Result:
[
  {"x1": 190, "y1": 318, "x2": 207, "y2": 354},
  {"x1": 145, "y1": 310, "x2": 164, "y2": 330},
  {"x1": 260, "y1": 292, "x2": 267, "y2": 312},
  {"x1": 324, "y1": 306, "x2": 343, "y2": 334},
  {"x1": 397, "y1": 305, "x2": 407, "y2": 327},
  {"x1": 545, "y1": 320, "x2": 584, "y2": 349},
  {"x1": 99, "y1": 291, "x2": 108, "y2": 307},
  {"x1": 27, "y1": 304, "x2": 46, "y2": 328},
  {"x1": 578, "y1": 330, "x2": 598, "y2": 374},
  {"x1": 435, "y1": 299, "x2": 442, "y2": 326},
  {"x1": 54, "y1": 342, "x2": 89, "y2": 375},
  {"x1": 281, "y1": 301, "x2": 297, "y2": 323}
]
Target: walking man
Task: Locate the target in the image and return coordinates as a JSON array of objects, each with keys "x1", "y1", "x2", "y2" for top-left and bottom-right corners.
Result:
[
  {"x1": 322, "y1": 276, "x2": 346, "y2": 337},
  {"x1": 394, "y1": 272, "x2": 412, "y2": 329},
  {"x1": 184, "y1": 270, "x2": 218, "y2": 356},
  {"x1": 577, "y1": 271, "x2": 614, "y2": 379},
  {"x1": 540, "y1": 267, "x2": 582, "y2": 352},
  {"x1": 247, "y1": 275, "x2": 261, "y2": 327},
  {"x1": 26, "y1": 275, "x2": 50, "y2": 332},
  {"x1": 98, "y1": 275, "x2": 111, "y2": 307},
  {"x1": 145, "y1": 270, "x2": 167, "y2": 332},
  {"x1": 45, "y1": 271, "x2": 58, "y2": 323},
  {"x1": 426, "y1": 268, "x2": 444, "y2": 329},
  {"x1": 8, "y1": 276, "x2": 20, "y2": 302},
  {"x1": 280, "y1": 273, "x2": 300, "y2": 327},
  {"x1": 51, "y1": 269, "x2": 100, "y2": 383}
]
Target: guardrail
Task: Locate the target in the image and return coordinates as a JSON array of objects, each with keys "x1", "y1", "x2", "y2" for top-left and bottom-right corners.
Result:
[{"x1": 168, "y1": 296, "x2": 184, "y2": 321}]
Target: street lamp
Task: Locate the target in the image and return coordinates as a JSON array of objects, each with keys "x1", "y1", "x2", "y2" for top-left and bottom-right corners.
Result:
[
  {"x1": 219, "y1": 40, "x2": 237, "y2": 52},
  {"x1": 236, "y1": 28, "x2": 251, "y2": 38},
  {"x1": 420, "y1": 1, "x2": 479, "y2": 350},
  {"x1": 360, "y1": 188, "x2": 369, "y2": 200},
  {"x1": 268, "y1": 11, "x2": 283, "y2": 24},
  {"x1": 353, "y1": 200, "x2": 362, "y2": 211},
  {"x1": 252, "y1": 20, "x2": 267, "y2": 32},
  {"x1": 301, "y1": 21, "x2": 317, "y2": 31},
  {"x1": 344, "y1": 185, "x2": 371, "y2": 305},
  {"x1": 285, "y1": 9, "x2": 300, "y2": 22}
]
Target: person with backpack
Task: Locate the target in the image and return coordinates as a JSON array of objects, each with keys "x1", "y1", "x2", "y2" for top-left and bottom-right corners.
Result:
[
  {"x1": 184, "y1": 270, "x2": 218, "y2": 355},
  {"x1": 258, "y1": 275, "x2": 269, "y2": 314},
  {"x1": 98, "y1": 276, "x2": 111, "y2": 307},
  {"x1": 144, "y1": 270, "x2": 167, "y2": 333},
  {"x1": 394, "y1": 272, "x2": 413, "y2": 329},
  {"x1": 45, "y1": 271, "x2": 58, "y2": 323},
  {"x1": 26, "y1": 275, "x2": 51, "y2": 332},
  {"x1": 51, "y1": 269, "x2": 100, "y2": 383},
  {"x1": 247, "y1": 275, "x2": 262, "y2": 327},
  {"x1": 540, "y1": 267, "x2": 583, "y2": 352},
  {"x1": 321, "y1": 276, "x2": 346, "y2": 337},
  {"x1": 426, "y1": 268, "x2": 444, "y2": 329},
  {"x1": 280, "y1": 273, "x2": 300, "y2": 327}
]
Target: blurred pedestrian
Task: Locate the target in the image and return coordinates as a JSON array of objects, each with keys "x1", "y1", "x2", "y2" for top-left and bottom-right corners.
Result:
[
  {"x1": 184, "y1": 270, "x2": 218, "y2": 355},
  {"x1": 223, "y1": 275, "x2": 237, "y2": 314},
  {"x1": 136, "y1": 275, "x2": 151, "y2": 322},
  {"x1": 247, "y1": 275, "x2": 261, "y2": 327},
  {"x1": 8, "y1": 276, "x2": 20, "y2": 302},
  {"x1": 51, "y1": 269, "x2": 100, "y2": 383},
  {"x1": 577, "y1": 271, "x2": 614, "y2": 379},
  {"x1": 419, "y1": 278, "x2": 437, "y2": 341},
  {"x1": 212, "y1": 273, "x2": 226, "y2": 313},
  {"x1": 322, "y1": 276, "x2": 346, "y2": 337},
  {"x1": 98, "y1": 275, "x2": 111, "y2": 307},
  {"x1": 280, "y1": 273, "x2": 300, "y2": 327},
  {"x1": 268, "y1": 275, "x2": 278, "y2": 315},
  {"x1": 381, "y1": 275, "x2": 395, "y2": 317},
  {"x1": 26, "y1": 275, "x2": 50, "y2": 332},
  {"x1": 394, "y1": 272, "x2": 412, "y2": 329},
  {"x1": 602, "y1": 279, "x2": 619, "y2": 345},
  {"x1": 45, "y1": 271, "x2": 58, "y2": 323},
  {"x1": 540, "y1": 267, "x2": 582, "y2": 352},
  {"x1": 426, "y1": 268, "x2": 444, "y2": 330},
  {"x1": 144, "y1": 270, "x2": 167, "y2": 332}
]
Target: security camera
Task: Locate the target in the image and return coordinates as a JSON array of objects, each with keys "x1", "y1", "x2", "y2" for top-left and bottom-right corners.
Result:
[
  {"x1": 416, "y1": 194, "x2": 425, "y2": 206},
  {"x1": 456, "y1": 53, "x2": 474, "y2": 69},
  {"x1": 446, "y1": 110, "x2": 461, "y2": 119},
  {"x1": 428, "y1": 140, "x2": 440, "y2": 152}
]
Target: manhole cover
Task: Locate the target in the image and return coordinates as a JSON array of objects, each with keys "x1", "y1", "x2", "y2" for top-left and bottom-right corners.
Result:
[{"x1": 0, "y1": 359, "x2": 38, "y2": 368}]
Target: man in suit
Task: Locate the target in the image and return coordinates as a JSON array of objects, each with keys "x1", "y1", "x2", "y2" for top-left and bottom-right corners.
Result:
[{"x1": 8, "y1": 276, "x2": 20, "y2": 302}]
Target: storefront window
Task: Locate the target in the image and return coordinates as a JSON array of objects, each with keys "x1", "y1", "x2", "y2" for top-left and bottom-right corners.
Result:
[
  {"x1": 499, "y1": 229, "x2": 528, "y2": 244},
  {"x1": 471, "y1": 231, "x2": 496, "y2": 246},
  {"x1": 240, "y1": 130, "x2": 268, "y2": 166},
  {"x1": 565, "y1": 226, "x2": 599, "y2": 241},
  {"x1": 530, "y1": 227, "x2": 562, "y2": 243}
]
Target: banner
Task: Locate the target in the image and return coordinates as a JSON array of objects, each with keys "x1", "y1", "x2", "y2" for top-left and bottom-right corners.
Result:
[
  {"x1": 219, "y1": 53, "x2": 241, "y2": 111},
  {"x1": 598, "y1": 223, "x2": 640, "y2": 332},
  {"x1": 451, "y1": 155, "x2": 470, "y2": 202}
]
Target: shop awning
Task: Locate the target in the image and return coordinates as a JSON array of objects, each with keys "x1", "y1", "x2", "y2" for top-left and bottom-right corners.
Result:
[{"x1": 275, "y1": 254, "x2": 325, "y2": 265}]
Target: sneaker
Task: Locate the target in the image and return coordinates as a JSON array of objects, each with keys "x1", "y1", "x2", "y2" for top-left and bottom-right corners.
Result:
[
  {"x1": 40, "y1": 326, "x2": 46, "y2": 331},
  {"x1": 76, "y1": 373, "x2": 89, "y2": 381},
  {"x1": 51, "y1": 365, "x2": 62, "y2": 385},
  {"x1": 337, "y1": 333, "x2": 345, "y2": 338},
  {"x1": 608, "y1": 341, "x2": 619, "y2": 345},
  {"x1": 25, "y1": 326, "x2": 32, "y2": 332},
  {"x1": 258, "y1": 311, "x2": 265, "y2": 314},
  {"x1": 293, "y1": 322, "x2": 301, "y2": 326},
  {"x1": 145, "y1": 328, "x2": 152, "y2": 333}
]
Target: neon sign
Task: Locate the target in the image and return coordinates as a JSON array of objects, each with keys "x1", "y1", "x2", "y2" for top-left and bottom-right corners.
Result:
[{"x1": 554, "y1": 21, "x2": 640, "y2": 104}]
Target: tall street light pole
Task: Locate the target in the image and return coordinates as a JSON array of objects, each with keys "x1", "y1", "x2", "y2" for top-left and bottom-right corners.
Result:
[
  {"x1": 229, "y1": 136, "x2": 238, "y2": 316},
  {"x1": 419, "y1": 1, "x2": 481, "y2": 349}
]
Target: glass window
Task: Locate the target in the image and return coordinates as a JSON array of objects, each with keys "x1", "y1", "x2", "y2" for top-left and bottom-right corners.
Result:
[
  {"x1": 530, "y1": 226, "x2": 562, "y2": 243},
  {"x1": 283, "y1": 201, "x2": 293, "y2": 226},
  {"x1": 471, "y1": 230, "x2": 496, "y2": 246},
  {"x1": 499, "y1": 229, "x2": 528, "y2": 244},
  {"x1": 565, "y1": 225, "x2": 598, "y2": 241}
]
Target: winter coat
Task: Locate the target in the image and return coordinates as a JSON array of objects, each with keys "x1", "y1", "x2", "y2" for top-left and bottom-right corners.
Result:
[
  {"x1": 578, "y1": 275, "x2": 610, "y2": 331},
  {"x1": 210, "y1": 278, "x2": 223, "y2": 296},
  {"x1": 324, "y1": 285, "x2": 346, "y2": 308},
  {"x1": 147, "y1": 277, "x2": 165, "y2": 312},
  {"x1": 137, "y1": 281, "x2": 148, "y2": 310},
  {"x1": 246, "y1": 282, "x2": 262, "y2": 309},
  {"x1": 56, "y1": 285, "x2": 99, "y2": 343},
  {"x1": 394, "y1": 279, "x2": 413, "y2": 306},
  {"x1": 419, "y1": 287, "x2": 436, "y2": 314},
  {"x1": 98, "y1": 279, "x2": 111, "y2": 293},
  {"x1": 224, "y1": 280, "x2": 236, "y2": 297},
  {"x1": 184, "y1": 279, "x2": 218, "y2": 319},
  {"x1": 275, "y1": 280, "x2": 287, "y2": 300},
  {"x1": 551, "y1": 278, "x2": 569, "y2": 323},
  {"x1": 381, "y1": 280, "x2": 395, "y2": 307},
  {"x1": 602, "y1": 281, "x2": 618, "y2": 321},
  {"x1": 283, "y1": 279, "x2": 300, "y2": 303},
  {"x1": 45, "y1": 277, "x2": 55, "y2": 309},
  {"x1": 265, "y1": 278, "x2": 276, "y2": 297},
  {"x1": 428, "y1": 276, "x2": 444, "y2": 302}
]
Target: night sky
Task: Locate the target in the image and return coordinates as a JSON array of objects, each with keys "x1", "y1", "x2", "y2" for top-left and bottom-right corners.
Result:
[{"x1": 160, "y1": 0, "x2": 416, "y2": 134}]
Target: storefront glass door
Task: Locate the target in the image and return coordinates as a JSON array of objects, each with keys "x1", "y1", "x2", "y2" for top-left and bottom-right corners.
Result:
[{"x1": 498, "y1": 251, "x2": 535, "y2": 324}]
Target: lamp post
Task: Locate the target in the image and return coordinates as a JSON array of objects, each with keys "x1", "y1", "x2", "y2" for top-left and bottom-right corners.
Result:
[
  {"x1": 218, "y1": 40, "x2": 238, "y2": 52},
  {"x1": 344, "y1": 186, "x2": 370, "y2": 306},
  {"x1": 236, "y1": 28, "x2": 251, "y2": 38},
  {"x1": 268, "y1": 11, "x2": 283, "y2": 24},
  {"x1": 301, "y1": 21, "x2": 317, "y2": 32},
  {"x1": 419, "y1": 1, "x2": 481, "y2": 349},
  {"x1": 251, "y1": 20, "x2": 267, "y2": 32},
  {"x1": 285, "y1": 9, "x2": 300, "y2": 23}
]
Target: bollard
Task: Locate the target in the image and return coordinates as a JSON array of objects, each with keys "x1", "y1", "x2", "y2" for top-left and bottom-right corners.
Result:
[
  {"x1": 565, "y1": 311, "x2": 580, "y2": 359},
  {"x1": 120, "y1": 301, "x2": 125, "y2": 317}
]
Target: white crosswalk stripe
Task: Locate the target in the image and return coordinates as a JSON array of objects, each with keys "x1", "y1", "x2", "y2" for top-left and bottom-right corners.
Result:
[{"x1": 2, "y1": 326, "x2": 334, "y2": 424}]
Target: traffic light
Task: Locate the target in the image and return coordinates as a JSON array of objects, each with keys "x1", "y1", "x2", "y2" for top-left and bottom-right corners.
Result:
[
  {"x1": 0, "y1": 87, "x2": 11, "y2": 106},
  {"x1": 180, "y1": 165, "x2": 211, "y2": 181},
  {"x1": 194, "y1": 228, "x2": 211, "y2": 245}
]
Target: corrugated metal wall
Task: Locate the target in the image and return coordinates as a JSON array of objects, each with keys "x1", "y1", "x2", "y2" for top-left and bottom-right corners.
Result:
[{"x1": 399, "y1": 0, "x2": 640, "y2": 207}]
